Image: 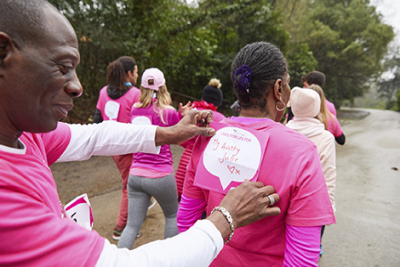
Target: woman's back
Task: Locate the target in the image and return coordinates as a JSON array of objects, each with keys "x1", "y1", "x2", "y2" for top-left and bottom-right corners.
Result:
[
  {"x1": 183, "y1": 118, "x2": 334, "y2": 266},
  {"x1": 130, "y1": 101, "x2": 180, "y2": 172},
  {"x1": 97, "y1": 85, "x2": 140, "y2": 123},
  {"x1": 287, "y1": 87, "x2": 337, "y2": 212}
]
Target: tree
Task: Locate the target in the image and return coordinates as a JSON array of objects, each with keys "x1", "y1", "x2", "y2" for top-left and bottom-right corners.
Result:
[
  {"x1": 303, "y1": 0, "x2": 393, "y2": 107},
  {"x1": 377, "y1": 49, "x2": 400, "y2": 109},
  {"x1": 49, "y1": 0, "x2": 290, "y2": 120},
  {"x1": 286, "y1": 43, "x2": 318, "y2": 87},
  {"x1": 194, "y1": 0, "x2": 290, "y2": 107},
  {"x1": 272, "y1": 0, "x2": 394, "y2": 108}
]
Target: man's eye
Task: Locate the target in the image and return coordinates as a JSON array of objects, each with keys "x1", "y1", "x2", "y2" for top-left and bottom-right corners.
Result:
[{"x1": 59, "y1": 65, "x2": 72, "y2": 74}]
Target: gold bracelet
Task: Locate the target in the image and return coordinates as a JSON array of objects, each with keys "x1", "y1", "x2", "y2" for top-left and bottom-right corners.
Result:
[{"x1": 211, "y1": 206, "x2": 235, "y2": 244}]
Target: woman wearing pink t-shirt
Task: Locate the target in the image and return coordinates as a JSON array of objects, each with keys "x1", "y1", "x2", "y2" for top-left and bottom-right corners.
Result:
[
  {"x1": 308, "y1": 84, "x2": 346, "y2": 145},
  {"x1": 118, "y1": 68, "x2": 186, "y2": 249},
  {"x1": 177, "y1": 42, "x2": 335, "y2": 266},
  {"x1": 175, "y1": 78, "x2": 226, "y2": 201},
  {"x1": 93, "y1": 56, "x2": 141, "y2": 240}
]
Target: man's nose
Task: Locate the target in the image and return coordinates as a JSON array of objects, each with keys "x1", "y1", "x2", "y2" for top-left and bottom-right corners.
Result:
[{"x1": 65, "y1": 71, "x2": 83, "y2": 97}]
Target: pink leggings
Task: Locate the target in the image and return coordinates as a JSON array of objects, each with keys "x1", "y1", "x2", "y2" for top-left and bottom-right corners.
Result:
[{"x1": 112, "y1": 154, "x2": 133, "y2": 229}]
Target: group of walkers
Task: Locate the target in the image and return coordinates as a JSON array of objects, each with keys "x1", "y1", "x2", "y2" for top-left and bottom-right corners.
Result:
[
  {"x1": 0, "y1": 0, "x2": 346, "y2": 266},
  {"x1": 95, "y1": 44, "x2": 345, "y2": 266}
]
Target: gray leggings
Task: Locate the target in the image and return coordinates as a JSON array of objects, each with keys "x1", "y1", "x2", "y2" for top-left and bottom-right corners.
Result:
[{"x1": 117, "y1": 173, "x2": 178, "y2": 249}]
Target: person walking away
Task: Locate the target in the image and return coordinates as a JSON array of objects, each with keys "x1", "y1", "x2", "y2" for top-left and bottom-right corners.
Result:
[
  {"x1": 301, "y1": 71, "x2": 336, "y2": 116},
  {"x1": 286, "y1": 87, "x2": 337, "y2": 256},
  {"x1": 301, "y1": 71, "x2": 346, "y2": 145},
  {"x1": 306, "y1": 84, "x2": 346, "y2": 145},
  {"x1": 93, "y1": 56, "x2": 142, "y2": 240},
  {"x1": 177, "y1": 42, "x2": 335, "y2": 266},
  {"x1": 118, "y1": 68, "x2": 184, "y2": 249},
  {"x1": 175, "y1": 78, "x2": 226, "y2": 201}
]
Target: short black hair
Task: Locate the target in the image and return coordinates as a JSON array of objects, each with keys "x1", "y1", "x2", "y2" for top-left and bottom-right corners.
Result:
[
  {"x1": 301, "y1": 71, "x2": 326, "y2": 87},
  {"x1": 231, "y1": 42, "x2": 288, "y2": 113},
  {"x1": 0, "y1": 0, "x2": 50, "y2": 48}
]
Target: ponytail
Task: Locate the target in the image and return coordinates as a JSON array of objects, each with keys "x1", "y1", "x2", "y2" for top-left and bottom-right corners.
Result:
[
  {"x1": 106, "y1": 56, "x2": 137, "y2": 91},
  {"x1": 308, "y1": 84, "x2": 334, "y2": 130}
]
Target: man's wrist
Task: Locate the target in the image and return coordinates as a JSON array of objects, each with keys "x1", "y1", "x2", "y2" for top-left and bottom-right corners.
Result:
[
  {"x1": 206, "y1": 211, "x2": 232, "y2": 241},
  {"x1": 155, "y1": 126, "x2": 176, "y2": 146}
]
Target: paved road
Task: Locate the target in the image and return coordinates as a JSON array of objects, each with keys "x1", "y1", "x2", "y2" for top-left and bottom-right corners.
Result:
[{"x1": 319, "y1": 108, "x2": 400, "y2": 267}]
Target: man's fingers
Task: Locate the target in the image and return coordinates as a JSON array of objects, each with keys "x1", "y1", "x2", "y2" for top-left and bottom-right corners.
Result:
[
  {"x1": 256, "y1": 185, "x2": 276, "y2": 196},
  {"x1": 196, "y1": 110, "x2": 214, "y2": 123},
  {"x1": 264, "y1": 206, "x2": 281, "y2": 217},
  {"x1": 196, "y1": 127, "x2": 215, "y2": 137},
  {"x1": 266, "y1": 193, "x2": 280, "y2": 206},
  {"x1": 205, "y1": 111, "x2": 213, "y2": 124},
  {"x1": 249, "y1": 181, "x2": 266, "y2": 188}
]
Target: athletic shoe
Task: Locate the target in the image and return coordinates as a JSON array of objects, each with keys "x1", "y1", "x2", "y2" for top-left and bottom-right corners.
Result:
[
  {"x1": 112, "y1": 227, "x2": 123, "y2": 240},
  {"x1": 113, "y1": 227, "x2": 141, "y2": 240},
  {"x1": 148, "y1": 197, "x2": 157, "y2": 210}
]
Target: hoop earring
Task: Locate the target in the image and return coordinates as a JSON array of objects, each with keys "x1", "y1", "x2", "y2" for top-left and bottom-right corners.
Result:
[{"x1": 276, "y1": 97, "x2": 286, "y2": 112}]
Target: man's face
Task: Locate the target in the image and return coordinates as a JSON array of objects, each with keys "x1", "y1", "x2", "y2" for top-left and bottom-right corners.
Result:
[
  {"x1": 303, "y1": 81, "x2": 310, "y2": 88},
  {"x1": 2, "y1": 6, "x2": 82, "y2": 134}
]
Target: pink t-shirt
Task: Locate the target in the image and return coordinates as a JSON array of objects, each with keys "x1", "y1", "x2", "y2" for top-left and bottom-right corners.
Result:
[
  {"x1": 183, "y1": 117, "x2": 335, "y2": 266},
  {"x1": 326, "y1": 113, "x2": 343, "y2": 137},
  {"x1": 175, "y1": 108, "x2": 225, "y2": 197},
  {"x1": 325, "y1": 99, "x2": 337, "y2": 116},
  {"x1": 0, "y1": 123, "x2": 104, "y2": 267},
  {"x1": 96, "y1": 86, "x2": 140, "y2": 123},
  {"x1": 130, "y1": 101, "x2": 180, "y2": 174}
]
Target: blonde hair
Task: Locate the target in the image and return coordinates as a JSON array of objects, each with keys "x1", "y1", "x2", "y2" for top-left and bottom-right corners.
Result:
[
  {"x1": 209, "y1": 78, "x2": 222, "y2": 89},
  {"x1": 308, "y1": 84, "x2": 334, "y2": 130},
  {"x1": 134, "y1": 84, "x2": 173, "y2": 124}
]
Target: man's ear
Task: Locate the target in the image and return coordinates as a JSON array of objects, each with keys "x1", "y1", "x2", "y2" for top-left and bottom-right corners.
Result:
[{"x1": 0, "y1": 32, "x2": 13, "y2": 68}]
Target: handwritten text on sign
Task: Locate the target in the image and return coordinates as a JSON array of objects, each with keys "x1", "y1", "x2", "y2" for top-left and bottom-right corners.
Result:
[{"x1": 202, "y1": 126, "x2": 262, "y2": 191}]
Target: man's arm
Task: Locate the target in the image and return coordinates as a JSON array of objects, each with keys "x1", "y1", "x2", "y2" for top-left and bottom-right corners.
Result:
[
  {"x1": 96, "y1": 220, "x2": 223, "y2": 267},
  {"x1": 57, "y1": 109, "x2": 216, "y2": 163},
  {"x1": 96, "y1": 181, "x2": 281, "y2": 267},
  {"x1": 57, "y1": 121, "x2": 159, "y2": 162}
]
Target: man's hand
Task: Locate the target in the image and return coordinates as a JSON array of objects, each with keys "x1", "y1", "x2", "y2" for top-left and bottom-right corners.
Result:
[
  {"x1": 155, "y1": 109, "x2": 215, "y2": 146},
  {"x1": 220, "y1": 180, "x2": 280, "y2": 228},
  {"x1": 206, "y1": 180, "x2": 281, "y2": 240}
]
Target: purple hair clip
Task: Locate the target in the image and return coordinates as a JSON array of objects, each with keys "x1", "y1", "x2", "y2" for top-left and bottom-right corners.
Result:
[{"x1": 234, "y1": 65, "x2": 253, "y2": 94}]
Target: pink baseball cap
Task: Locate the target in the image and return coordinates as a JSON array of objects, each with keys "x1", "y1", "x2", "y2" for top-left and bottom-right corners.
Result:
[{"x1": 141, "y1": 68, "x2": 165, "y2": 91}]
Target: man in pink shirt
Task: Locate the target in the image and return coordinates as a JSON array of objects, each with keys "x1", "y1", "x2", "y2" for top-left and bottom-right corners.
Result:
[{"x1": 0, "y1": 1, "x2": 282, "y2": 266}]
